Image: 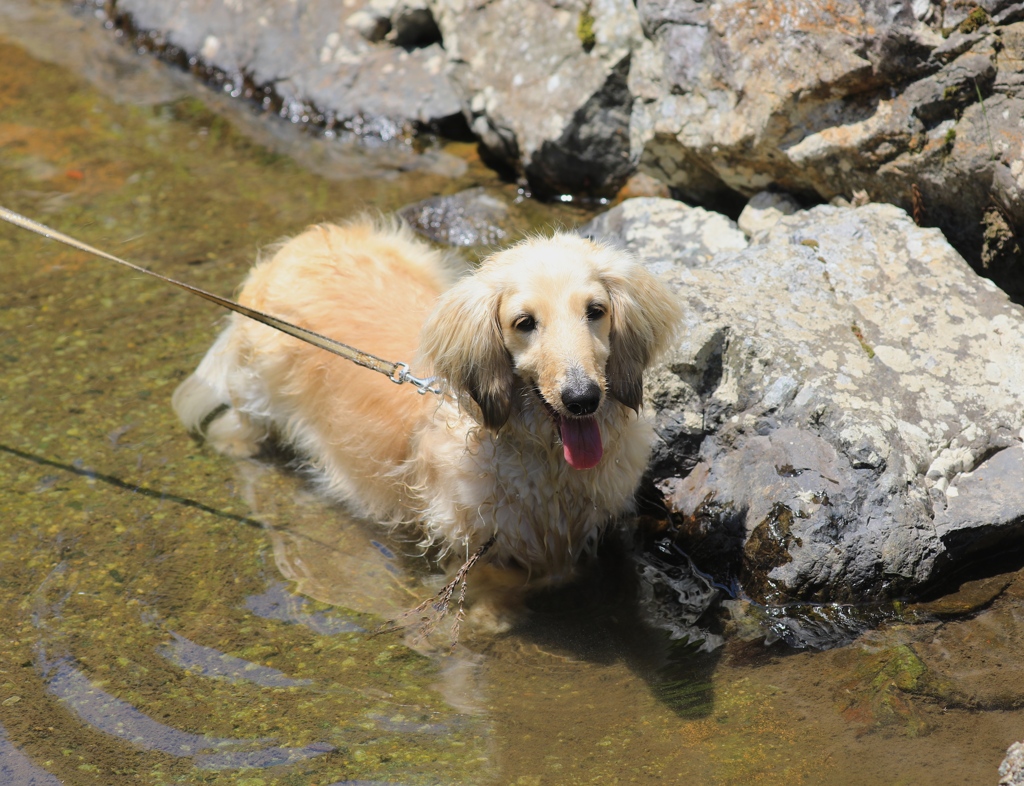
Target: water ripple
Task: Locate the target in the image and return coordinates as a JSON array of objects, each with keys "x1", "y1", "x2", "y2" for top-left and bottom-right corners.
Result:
[
  {"x1": 157, "y1": 631, "x2": 314, "y2": 688},
  {"x1": 245, "y1": 581, "x2": 364, "y2": 634},
  {"x1": 41, "y1": 657, "x2": 334, "y2": 769},
  {"x1": 0, "y1": 718, "x2": 63, "y2": 786}
]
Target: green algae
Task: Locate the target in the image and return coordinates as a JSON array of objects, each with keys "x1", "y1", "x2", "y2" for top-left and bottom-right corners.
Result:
[
  {"x1": 959, "y1": 7, "x2": 990, "y2": 34},
  {"x1": 577, "y1": 5, "x2": 597, "y2": 53},
  {"x1": 850, "y1": 321, "x2": 876, "y2": 358},
  {"x1": 832, "y1": 643, "x2": 944, "y2": 738}
]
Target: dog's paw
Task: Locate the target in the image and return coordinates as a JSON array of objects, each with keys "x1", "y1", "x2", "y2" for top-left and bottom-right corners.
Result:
[
  {"x1": 463, "y1": 596, "x2": 525, "y2": 636},
  {"x1": 204, "y1": 408, "x2": 265, "y2": 458},
  {"x1": 453, "y1": 562, "x2": 531, "y2": 636}
]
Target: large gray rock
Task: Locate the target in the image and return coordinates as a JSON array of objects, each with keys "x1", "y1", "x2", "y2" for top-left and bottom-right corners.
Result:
[
  {"x1": 430, "y1": 0, "x2": 644, "y2": 196},
  {"x1": 630, "y1": 0, "x2": 1024, "y2": 295},
  {"x1": 585, "y1": 198, "x2": 1024, "y2": 604},
  {"x1": 583, "y1": 195, "x2": 748, "y2": 265},
  {"x1": 112, "y1": 0, "x2": 462, "y2": 133},
  {"x1": 106, "y1": 0, "x2": 1024, "y2": 285}
]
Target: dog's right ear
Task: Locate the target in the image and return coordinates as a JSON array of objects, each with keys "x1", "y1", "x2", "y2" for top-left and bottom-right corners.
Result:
[{"x1": 418, "y1": 275, "x2": 515, "y2": 430}]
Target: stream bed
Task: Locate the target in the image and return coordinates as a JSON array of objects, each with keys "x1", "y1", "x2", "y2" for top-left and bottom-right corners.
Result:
[{"x1": 2, "y1": 3, "x2": 1024, "y2": 784}]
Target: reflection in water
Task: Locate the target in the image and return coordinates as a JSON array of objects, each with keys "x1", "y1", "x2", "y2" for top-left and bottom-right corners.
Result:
[
  {"x1": 27, "y1": 556, "x2": 488, "y2": 781},
  {"x1": 30, "y1": 566, "x2": 336, "y2": 771}
]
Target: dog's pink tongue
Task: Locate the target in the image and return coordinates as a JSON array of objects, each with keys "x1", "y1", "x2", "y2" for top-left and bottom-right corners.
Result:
[{"x1": 560, "y1": 416, "x2": 603, "y2": 470}]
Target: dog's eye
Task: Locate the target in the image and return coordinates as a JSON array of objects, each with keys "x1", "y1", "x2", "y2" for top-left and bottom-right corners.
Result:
[
  {"x1": 513, "y1": 314, "x2": 537, "y2": 332},
  {"x1": 586, "y1": 303, "x2": 607, "y2": 321}
]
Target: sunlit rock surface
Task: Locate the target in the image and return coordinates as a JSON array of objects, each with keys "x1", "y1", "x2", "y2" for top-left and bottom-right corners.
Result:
[
  {"x1": 629, "y1": 0, "x2": 1024, "y2": 293},
  {"x1": 430, "y1": 0, "x2": 643, "y2": 196},
  {"x1": 586, "y1": 197, "x2": 1024, "y2": 604},
  {"x1": 112, "y1": 0, "x2": 462, "y2": 134},
  {"x1": 109, "y1": 0, "x2": 1024, "y2": 279}
]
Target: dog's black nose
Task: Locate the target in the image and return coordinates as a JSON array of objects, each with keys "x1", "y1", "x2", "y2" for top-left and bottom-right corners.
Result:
[{"x1": 561, "y1": 376, "x2": 602, "y2": 416}]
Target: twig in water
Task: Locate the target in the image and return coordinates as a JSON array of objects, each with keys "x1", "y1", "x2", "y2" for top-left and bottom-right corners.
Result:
[{"x1": 375, "y1": 535, "x2": 497, "y2": 649}]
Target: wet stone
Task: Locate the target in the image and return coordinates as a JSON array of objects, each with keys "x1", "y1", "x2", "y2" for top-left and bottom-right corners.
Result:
[
  {"x1": 741, "y1": 503, "x2": 801, "y2": 604},
  {"x1": 911, "y1": 580, "x2": 1024, "y2": 711},
  {"x1": 907, "y1": 571, "x2": 1016, "y2": 619},
  {"x1": 399, "y1": 186, "x2": 511, "y2": 248}
]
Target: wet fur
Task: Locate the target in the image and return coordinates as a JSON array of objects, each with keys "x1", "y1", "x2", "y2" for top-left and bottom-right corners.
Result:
[{"x1": 173, "y1": 219, "x2": 682, "y2": 615}]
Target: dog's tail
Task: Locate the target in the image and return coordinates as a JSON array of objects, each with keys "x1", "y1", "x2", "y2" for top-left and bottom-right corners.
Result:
[{"x1": 172, "y1": 324, "x2": 268, "y2": 457}]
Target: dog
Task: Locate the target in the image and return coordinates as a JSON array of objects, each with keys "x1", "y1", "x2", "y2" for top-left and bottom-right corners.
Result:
[{"x1": 173, "y1": 218, "x2": 682, "y2": 623}]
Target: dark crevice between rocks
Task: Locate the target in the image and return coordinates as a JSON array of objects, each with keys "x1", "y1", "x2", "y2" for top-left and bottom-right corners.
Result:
[
  {"x1": 654, "y1": 491, "x2": 747, "y2": 590},
  {"x1": 669, "y1": 183, "x2": 747, "y2": 223},
  {"x1": 905, "y1": 174, "x2": 1024, "y2": 303},
  {"x1": 92, "y1": 0, "x2": 472, "y2": 146},
  {"x1": 981, "y1": 202, "x2": 1024, "y2": 288},
  {"x1": 925, "y1": 516, "x2": 1024, "y2": 598},
  {"x1": 647, "y1": 430, "x2": 703, "y2": 481},
  {"x1": 388, "y1": 8, "x2": 443, "y2": 52},
  {"x1": 475, "y1": 127, "x2": 523, "y2": 188}
]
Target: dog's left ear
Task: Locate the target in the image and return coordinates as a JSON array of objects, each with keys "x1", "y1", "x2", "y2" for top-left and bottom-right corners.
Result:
[
  {"x1": 600, "y1": 254, "x2": 683, "y2": 412},
  {"x1": 417, "y1": 274, "x2": 515, "y2": 430}
]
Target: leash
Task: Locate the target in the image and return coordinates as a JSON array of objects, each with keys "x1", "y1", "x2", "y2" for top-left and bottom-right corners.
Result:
[{"x1": 0, "y1": 206, "x2": 442, "y2": 396}]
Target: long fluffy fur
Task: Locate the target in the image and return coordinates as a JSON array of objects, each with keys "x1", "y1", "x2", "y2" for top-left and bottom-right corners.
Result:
[{"x1": 173, "y1": 218, "x2": 682, "y2": 590}]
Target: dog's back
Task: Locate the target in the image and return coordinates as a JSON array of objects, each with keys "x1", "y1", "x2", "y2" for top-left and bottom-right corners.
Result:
[{"x1": 172, "y1": 219, "x2": 460, "y2": 519}]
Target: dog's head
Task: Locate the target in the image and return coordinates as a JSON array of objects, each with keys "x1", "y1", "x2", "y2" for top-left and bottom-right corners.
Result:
[{"x1": 418, "y1": 233, "x2": 682, "y2": 469}]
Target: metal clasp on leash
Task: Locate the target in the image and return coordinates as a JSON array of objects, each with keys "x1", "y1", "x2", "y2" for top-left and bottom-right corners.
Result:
[{"x1": 390, "y1": 363, "x2": 442, "y2": 396}]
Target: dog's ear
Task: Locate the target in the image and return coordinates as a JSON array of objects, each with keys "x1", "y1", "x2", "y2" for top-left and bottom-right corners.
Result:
[
  {"x1": 418, "y1": 275, "x2": 515, "y2": 430},
  {"x1": 600, "y1": 256, "x2": 683, "y2": 412}
]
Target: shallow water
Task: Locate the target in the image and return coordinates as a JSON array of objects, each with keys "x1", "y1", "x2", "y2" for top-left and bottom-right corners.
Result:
[{"x1": 2, "y1": 3, "x2": 1024, "y2": 785}]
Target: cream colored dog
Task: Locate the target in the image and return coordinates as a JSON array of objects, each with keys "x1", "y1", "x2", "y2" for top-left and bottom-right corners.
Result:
[{"x1": 173, "y1": 219, "x2": 682, "y2": 604}]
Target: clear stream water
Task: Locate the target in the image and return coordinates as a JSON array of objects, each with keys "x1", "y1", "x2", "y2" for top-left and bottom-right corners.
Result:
[{"x1": 2, "y1": 3, "x2": 1024, "y2": 785}]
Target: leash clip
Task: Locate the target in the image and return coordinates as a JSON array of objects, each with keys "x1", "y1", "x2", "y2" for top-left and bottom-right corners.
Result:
[{"x1": 390, "y1": 362, "x2": 442, "y2": 396}]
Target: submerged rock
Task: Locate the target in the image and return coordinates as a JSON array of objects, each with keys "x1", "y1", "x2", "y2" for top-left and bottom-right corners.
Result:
[
  {"x1": 585, "y1": 197, "x2": 1024, "y2": 606},
  {"x1": 399, "y1": 187, "x2": 511, "y2": 248}
]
